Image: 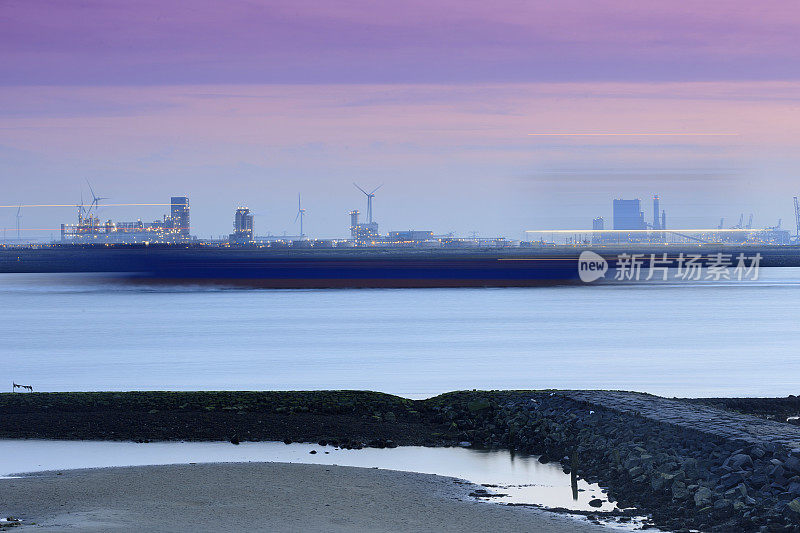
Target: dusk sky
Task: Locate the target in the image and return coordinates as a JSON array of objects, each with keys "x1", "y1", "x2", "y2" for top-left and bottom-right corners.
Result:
[{"x1": 2, "y1": 1, "x2": 800, "y2": 239}]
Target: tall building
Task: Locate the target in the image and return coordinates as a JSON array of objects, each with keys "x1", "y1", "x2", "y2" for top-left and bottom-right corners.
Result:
[
  {"x1": 613, "y1": 199, "x2": 646, "y2": 243},
  {"x1": 170, "y1": 197, "x2": 190, "y2": 236},
  {"x1": 592, "y1": 217, "x2": 604, "y2": 244},
  {"x1": 349, "y1": 210, "x2": 360, "y2": 238},
  {"x1": 231, "y1": 207, "x2": 254, "y2": 243},
  {"x1": 652, "y1": 195, "x2": 661, "y2": 230},
  {"x1": 613, "y1": 199, "x2": 646, "y2": 230}
]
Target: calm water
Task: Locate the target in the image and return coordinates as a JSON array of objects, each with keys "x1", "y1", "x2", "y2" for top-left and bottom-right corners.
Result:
[
  {"x1": 0, "y1": 440, "x2": 617, "y2": 513},
  {"x1": 2, "y1": 271, "x2": 800, "y2": 397}
]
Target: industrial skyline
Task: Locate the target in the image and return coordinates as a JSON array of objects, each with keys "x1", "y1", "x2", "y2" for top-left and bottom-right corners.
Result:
[
  {"x1": 9, "y1": 184, "x2": 799, "y2": 248},
  {"x1": 3, "y1": 2, "x2": 800, "y2": 244}
]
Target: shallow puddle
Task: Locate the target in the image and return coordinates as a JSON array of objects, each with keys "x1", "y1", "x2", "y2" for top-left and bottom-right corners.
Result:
[{"x1": 0, "y1": 440, "x2": 629, "y2": 516}]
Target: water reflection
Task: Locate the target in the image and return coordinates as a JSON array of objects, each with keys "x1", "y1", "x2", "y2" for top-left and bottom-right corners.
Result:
[{"x1": 0, "y1": 440, "x2": 614, "y2": 512}]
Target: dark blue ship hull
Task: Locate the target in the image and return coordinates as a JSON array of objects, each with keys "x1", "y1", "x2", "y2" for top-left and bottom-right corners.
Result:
[
  {"x1": 0, "y1": 245, "x2": 583, "y2": 287},
  {"x1": 3, "y1": 244, "x2": 799, "y2": 288}
]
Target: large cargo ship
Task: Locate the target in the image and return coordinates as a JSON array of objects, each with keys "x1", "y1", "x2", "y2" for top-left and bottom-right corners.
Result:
[
  {"x1": 0, "y1": 244, "x2": 582, "y2": 287},
  {"x1": 2, "y1": 243, "x2": 800, "y2": 288}
]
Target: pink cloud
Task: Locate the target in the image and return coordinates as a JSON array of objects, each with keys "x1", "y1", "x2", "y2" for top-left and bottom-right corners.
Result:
[{"x1": 2, "y1": 1, "x2": 799, "y2": 85}]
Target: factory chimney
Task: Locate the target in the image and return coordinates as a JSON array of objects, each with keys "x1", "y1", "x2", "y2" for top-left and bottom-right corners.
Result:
[
  {"x1": 661, "y1": 210, "x2": 666, "y2": 231},
  {"x1": 653, "y1": 195, "x2": 661, "y2": 230},
  {"x1": 349, "y1": 210, "x2": 360, "y2": 240}
]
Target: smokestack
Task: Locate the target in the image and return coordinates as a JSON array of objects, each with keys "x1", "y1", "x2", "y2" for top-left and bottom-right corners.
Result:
[
  {"x1": 653, "y1": 195, "x2": 660, "y2": 230},
  {"x1": 661, "y1": 210, "x2": 666, "y2": 231}
]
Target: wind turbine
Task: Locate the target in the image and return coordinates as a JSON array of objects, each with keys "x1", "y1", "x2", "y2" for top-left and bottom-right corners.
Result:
[
  {"x1": 353, "y1": 183, "x2": 383, "y2": 224},
  {"x1": 294, "y1": 194, "x2": 307, "y2": 237},
  {"x1": 15, "y1": 206, "x2": 21, "y2": 241},
  {"x1": 85, "y1": 179, "x2": 109, "y2": 217}
]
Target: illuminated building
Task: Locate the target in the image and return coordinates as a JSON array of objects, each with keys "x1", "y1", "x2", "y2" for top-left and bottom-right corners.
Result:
[
  {"x1": 349, "y1": 210, "x2": 379, "y2": 245},
  {"x1": 60, "y1": 196, "x2": 192, "y2": 243},
  {"x1": 230, "y1": 207, "x2": 254, "y2": 244},
  {"x1": 171, "y1": 197, "x2": 190, "y2": 237}
]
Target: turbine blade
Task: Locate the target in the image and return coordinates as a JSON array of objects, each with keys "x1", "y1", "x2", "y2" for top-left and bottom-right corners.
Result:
[
  {"x1": 370, "y1": 183, "x2": 384, "y2": 194},
  {"x1": 294, "y1": 212, "x2": 300, "y2": 223},
  {"x1": 86, "y1": 178, "x2": 98, "y2": 201},
  {"x1": 353, "y1": 182, "x2": 369, "y2": 195}
]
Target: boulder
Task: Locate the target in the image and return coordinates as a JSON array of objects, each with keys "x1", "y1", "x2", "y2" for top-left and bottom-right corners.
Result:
[
  {"x1": 724, "y1": 453, "x2": 753, "y2": 470},
  {"x1": 672, "y1": 481, "x2": 689, "y2": 500},
  {"x1": 713, "y1": 499, "x2": 734, "y2": 519},
  {"x1": 694, "y1": 487, "x2": 713, "y2": 507},
  {"x1": 785, "y1": 456, "x2": 800, "y2": 475}
]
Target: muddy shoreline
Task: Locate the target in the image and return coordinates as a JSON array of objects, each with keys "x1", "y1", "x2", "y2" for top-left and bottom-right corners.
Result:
[{"x1": 3, "y1": 390, "x2": 800, "y2": 531}]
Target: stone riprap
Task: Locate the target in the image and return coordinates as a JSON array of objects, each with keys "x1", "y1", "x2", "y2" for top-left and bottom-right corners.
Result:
[
  {"x1": 428, "y1": 391, "x2": 800, "y2": 532},
  {"x1": 562, "y1": 390, "x2": 800, "y2": 449},
  {"x1": 5, "y1": 390, "x2": 800, "y2": 531}
]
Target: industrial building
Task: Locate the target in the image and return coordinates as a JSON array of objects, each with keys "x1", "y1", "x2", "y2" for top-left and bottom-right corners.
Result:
[
  {"x1": 349, "y1": 210, "x2": 380, "y2": 244},
  {"x1": 230, "y1": 207, "x2": 254, "y2": 244},
  {"x1": 591, "y1": 217, "x2": 604, "y2": 244},
  {"x1": 612, "y1": 199, "x2": 647, "y2": 231},
  {"x1": 389, "y1": 230, "x2": 435, "y2": 243},
  {"x1": 61, "y1": 196, "x2": 191, "y2": 243}
]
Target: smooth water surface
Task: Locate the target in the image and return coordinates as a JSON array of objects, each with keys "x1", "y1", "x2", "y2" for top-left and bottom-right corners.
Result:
[
  {"x1": 2, "y1": 270, "x2": 800, "y2": 397},
  {"x1": 0, "y1": 439, "x2": 614, "y2": 512}
]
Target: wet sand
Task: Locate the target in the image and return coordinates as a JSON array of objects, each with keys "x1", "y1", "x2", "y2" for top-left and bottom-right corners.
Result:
[{"x1": 1, "y1": 462, "x2": 614, "y2": 532}]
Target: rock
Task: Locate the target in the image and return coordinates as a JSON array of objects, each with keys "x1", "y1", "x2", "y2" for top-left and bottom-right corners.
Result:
[
  {"x1": 589, "y1": 498, "x2": 603, "y2": 508},
  {"x1": 628, "y1": 466, "x2": 644, "y2": 478},
  {"x1": 309, "y1": 450, "x2": 317, "y2": 454},
  {"x1": 769, "y1": 464, "x2": 786, "y2": 480},
  {"x1": 651, "y1": 474, "x2": 669, "y2": 492},
  {"x1": 785, "y1": 456, "x2": 800, "y2": 474},
  {"x1": 229, "y1": 436, "x2": 240, "y2": 445},
  {"x1": 458, "y1": 441, "x2": 471, "y2": 447},
  {"x1": 467, "y1": 399, "x2": 491, "y2": 413},
  {"x1": 750, "y1": 446, "x2": 766, "y2": 459},
  {"x1": 788, "y1": 498, "x2": 800, "y2": 514},
  {"x1": 719, "y1": 471, "x2": 745, "y2": 490},
  {"x1": 672, "y1": 481, "x2": 689, "y2": 500},
  {"x1": 713, "y1": 498, "x2": 734, "y2": 518},
  {"x1": 537, "y1": 455, "x2": 550, "y2": 464},
  {"x1": 724, "y1": 453, "x2": 753, "y2": 470},
  {"x1": 283, "y1": 438, "x2": 292, "y2": 445},
  {"x1": 695, "y1": 487, "x2": 713, "y2": 507}
]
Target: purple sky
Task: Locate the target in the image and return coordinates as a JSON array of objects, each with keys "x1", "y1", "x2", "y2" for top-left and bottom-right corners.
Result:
[
  {"x1": 4, "y1": 0, "x2": 800, "y2": 85},
  {"x1": 2, "y1": 1, "x2": 800, "y2": 239}
]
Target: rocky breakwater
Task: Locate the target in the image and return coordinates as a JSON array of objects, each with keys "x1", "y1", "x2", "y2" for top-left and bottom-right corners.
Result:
[{"x1": 426, "y1": 391, "x2": 800, "y2": 532}]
